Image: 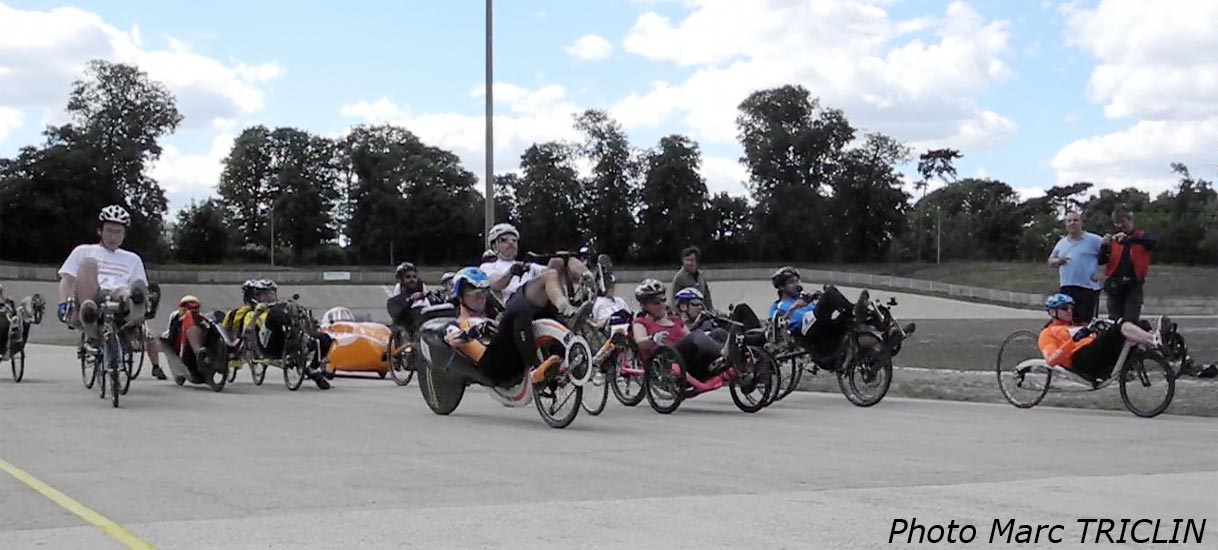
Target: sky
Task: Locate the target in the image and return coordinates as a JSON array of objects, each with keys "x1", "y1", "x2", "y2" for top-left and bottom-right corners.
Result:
[{"x1": 1, "y1": 0, "x2": 1215, "y2": 216}]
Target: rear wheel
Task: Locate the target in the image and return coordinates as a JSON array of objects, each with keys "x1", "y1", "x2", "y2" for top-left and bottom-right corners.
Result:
[
  {"x1": 772, "y1": 354, "x2": 802, "y2": 402},
  {"x1": 10, "y1": 350, "x2": 24, "y2": 383},
  {"x1": 644, "y1": 346, "x2": 684, "y2": 414},
  {"x1": 1119, "y1": 350, "x2": 1175, "y2": 418},
  {"x1": 416, "y1": 354, "x2": 466, "y2": 415},
  {"x1": 996, "y1": 330, "x2": 1051, "y2": 408}
]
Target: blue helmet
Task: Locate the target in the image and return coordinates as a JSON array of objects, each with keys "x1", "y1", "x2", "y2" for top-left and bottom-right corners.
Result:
[
  {"x1": 1045, "y1": 293, "x2": 1074, "y2": 311},
  {"x1": 674, "y1": 287, "x2": 704, "y2": 304},
  {"x1": 452, "y1": 267, "x2": 490, "y2": 297}
]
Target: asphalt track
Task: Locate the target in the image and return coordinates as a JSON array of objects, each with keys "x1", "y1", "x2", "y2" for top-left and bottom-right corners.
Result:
[{"x1": 1, "y1": 344, "x2": 1216, "y2": 550}]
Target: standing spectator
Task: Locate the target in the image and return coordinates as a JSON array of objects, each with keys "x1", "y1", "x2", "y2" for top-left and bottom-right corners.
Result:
[
  {"x1": 1100, "y1": 209, "x2": 1157, "y2": 322},
  {"x1": 1047, "y1": 211, "x2": 1104, "y2": 323},
  {"x1": 669, "y1": 246, "x2": 713, "y2": 310}
]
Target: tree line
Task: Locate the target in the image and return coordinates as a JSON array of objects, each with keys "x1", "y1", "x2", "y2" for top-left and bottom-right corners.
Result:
[{"x1": 2, "y1": 60, "x2": 1214, "y2": 268}]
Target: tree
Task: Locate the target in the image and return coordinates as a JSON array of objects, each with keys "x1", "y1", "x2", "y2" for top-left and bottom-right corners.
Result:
[
  {"x1": 492, "y1": 173, "x2": 520, "y2": 226},
  {"x1": 914, "y1": 148, "x2": 962, "y2": 262},
  {"x1": 918, "y1": 178, "x2": 1026, "y2": 261},
  {"x1": 736, "y1": 84, "x2": 855, "y2": 260},
  {"x1": 172, "y1": 199, "x2": 231, "y2": 264},
  {"x1": 830, "y1": 133, "x2": 911, "y2": 262},
  {"x1": 342, "y1": 124, "x2": 483, "y2": 264},
  {"x1": 66, "y1": 60, "x2": 183, "y2": 257},
  {"x1": 705, "y1": 192, "x2": 754, "y2": 261},
  {"x1": 573, "y1": 109, "x2": 639, "y2": 261},
  {"x1": 511, "y1": 142, "x2": 585, "y2": 253},
  {"x1": 217, "y1": 126, "x2": 341, "y2": 263},
  {"x1": 634, "y1": 135, "x2": 712, "y2": 263}
]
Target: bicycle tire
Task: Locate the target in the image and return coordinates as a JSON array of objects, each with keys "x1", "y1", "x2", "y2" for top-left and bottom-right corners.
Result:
[
  {"x1": 581, "y1": 361, "x2": 609, "y2": 416},
  {"x1": 837, "y1": 334, "x2": 892, "y2": 408},
  {"x1": 996, "y1": 330, "x2": 1051, "y2": 409},
  {"x1": 1119, "y1": 350, "x2": 1175, "y2": 418},
  {"x1": 609, "y1": 346, "x2": 645, "y2": 407},
  {"x1": 389, "y1": 332, "x2": 416, "y2": 387},
  {"x1": 644, "y1": 346, "x2": 684, "y2": 414},
  {"x1": 730, "y1": 346, "x2": 778, "y2": 413},
  {"x1": 11, "y1": 349, "x2": 24, "y2": 383}
]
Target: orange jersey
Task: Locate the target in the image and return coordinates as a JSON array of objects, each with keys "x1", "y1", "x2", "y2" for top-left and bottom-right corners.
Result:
[
  {"x1": 444, "y1": 306, "x2": 495, "y2": 363},
  {"x1": 1038, "y1": 320, "x2": 1097, "y2": 368}
]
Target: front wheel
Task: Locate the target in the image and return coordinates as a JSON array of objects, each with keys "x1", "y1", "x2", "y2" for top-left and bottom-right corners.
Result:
[
  {"x1": 644, "y1": 346, "x2": 685, "y2": 414},
  {"x1": 416, "y1": 353, "x2": 466, "y2": 415},
  {"x1": 389, "y1": 333, "x2": 416, "y2": 387},
  {"x1": 1119, "y1": 350, "x2": 1175, "y2": 418},
  {"x1": 837, "y1": 334, "x2": 892, "y2": 408},
  {"x1": 609, "y1": 346, "x2": 645, "y2": 407},
  {"x1": 533, "y1": 344, "x2": 588, "y2": 429},
  {"x1": 730, "y1": 346, "x2": 778, "y2": 413}
]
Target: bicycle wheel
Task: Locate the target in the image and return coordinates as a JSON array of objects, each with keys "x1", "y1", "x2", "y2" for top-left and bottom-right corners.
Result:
[
  {"x1": 106, "y1": 334, "x2": 122, "y2": 408},
  {"x1": 415, "y1": 353, "x2": 466, "y2": 415},
  {"x1": 533, "y1": 344, "x2": 587, "y2": 429},
  {"x1": 837, "y1": 334, "x2": 893, "y2": 408},
  {"x1": 119, "y1": 340, "x2": 133, "y2": 395},
  {"x1": 609, "y1": 346, "x2": 645, "y2": 407},
  {"x1": 581, "y1": 361, "x2": 609, "y2": 416},
  {"x1": 996, "y1": 330, "x2": 1051, "y2": 408},
  {"x1": 11, "y1": 349, "x2": 24, "y2": 383},
  {"x1": 80, "y1": 337, "x2": 97, "y2": 390},
  {"x1": 644, "y1": 346, "x2": 684, "y2": 414},
  {"x1": 730, "y1": 346, "x2": 778, "y2": 413},
  {"x1": 1119, "y1": 349, "x2": 1175, "y2": 418},
  {"x1": 772, "y1": 354, "x2": 797, "y2": 402},
  {"x1": 389, "y1": 332, "x2": 416, "y2": 387}
]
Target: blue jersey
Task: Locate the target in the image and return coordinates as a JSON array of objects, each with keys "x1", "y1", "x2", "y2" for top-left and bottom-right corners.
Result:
[{"x1": 770, "y1": 296, "x2": 817, "y2": 334}]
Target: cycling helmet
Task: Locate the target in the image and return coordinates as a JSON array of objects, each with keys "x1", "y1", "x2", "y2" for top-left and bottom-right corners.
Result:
[
  {"x1": 451, "y1": 267, "x2": 490, "y2": 297},
  {"x1": 178, "y1": 295, "x2": 200, "y2": 310},
  {"x1": 321, "y1": 306, "x2": 354, "y2": 325},
  {"x1": 98, "y1": 204, "x2": 131, "y2": 226},
  {"x1": 1045, "y1": 293, "x2": 1074, "y2": 311},
  {"x1": 634, "y1": 279, "x2": 665, "y2": 302},
  {"x1": 395, "y1": 262, "x2": 417, "y2": 277},
  {"x1": 440, "y1": 272, "x2": 456, "y2": 285},
  {"x1": 252, "y1": 279, "x2": 278, "y2": 292},
  {"x1": 240, "y1": 280, "x2": 258, "y2": 305},
  {"x1": 674, "y1": 287, "x2": 704, "y2": 304},
  {"x1": 771, "y1": 266, "x2": 800, "y2": 289},
  {"x1": 487, "y1": 223, "x2": 519, "y2": 244}
]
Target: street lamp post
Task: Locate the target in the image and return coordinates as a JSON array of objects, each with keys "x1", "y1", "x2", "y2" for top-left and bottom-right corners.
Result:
[{"x1": 484, "y1": 0, "x2": 494, "y2": 241}]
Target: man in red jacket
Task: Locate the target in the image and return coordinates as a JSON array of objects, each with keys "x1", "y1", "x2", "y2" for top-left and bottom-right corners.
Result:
[{"x1": 1100, "y1": 209, "x2": 1156, "y2": 322}]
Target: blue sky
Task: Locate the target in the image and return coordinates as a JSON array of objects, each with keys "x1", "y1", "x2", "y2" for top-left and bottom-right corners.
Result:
[{"x1": 1, "y1": 0, "x2": 1214, "y2": 214}]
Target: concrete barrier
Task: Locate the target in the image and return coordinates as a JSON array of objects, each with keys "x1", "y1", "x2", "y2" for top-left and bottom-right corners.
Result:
[{"x1": 5, "y1": 263, "x2": 1214, "y2": 314}]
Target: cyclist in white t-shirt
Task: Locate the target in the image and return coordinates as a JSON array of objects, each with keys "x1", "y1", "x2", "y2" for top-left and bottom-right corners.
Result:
[
  {"x1": 478, "y1": 223, "x2": 547, "y2": 302},
  {"x1": 56, "y1": 205, "x2": 167, "y2": 379}
]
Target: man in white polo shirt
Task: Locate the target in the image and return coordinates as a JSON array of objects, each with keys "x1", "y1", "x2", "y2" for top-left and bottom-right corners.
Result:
[
  {"x1": 57, "y1": 204, "x2": 167, "y2": 379},
  {"x1": 479, "y1": 223, "x2": 547, "y2": 302}
]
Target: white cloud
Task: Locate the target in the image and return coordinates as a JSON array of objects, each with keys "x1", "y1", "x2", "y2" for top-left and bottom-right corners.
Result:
[
  {"x1": 1053, "y1": 0, "x2": 1218, "y2": 193},
  {"x1": 149, "y1": 133, "x2": 235, "y2": 214},
  {"x1": 0, "y1": 3, "x2": 282, "y2": 129},
  {"x1": 565, "y1": 34, "x2": 614, "y2": 61},
  {"x1": 341, "y1": 82, "x2": 583, "y2": 187},
  {"x1": 614, "y1": 0, "x2": 1018, "y2": 152},
  {"x1": 1064, "y1": 113, "x2": 1080, "y2": 124},
  {"x1": 0, "y1": 106, "x2": 21, "y2": 142},
  {"x1": 701, "y1": 155, "x2": 748, "y2": 196}
]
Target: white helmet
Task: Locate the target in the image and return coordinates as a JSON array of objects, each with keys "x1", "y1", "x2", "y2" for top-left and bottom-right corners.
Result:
[
  {"x1": 321, "y1": 306, "x2": 355, "y2": 325},
  {"x1": 634, "y1": 279, "x2": 665, "y2": 302},
  {"x1": 487, "y1": 223, "x2": 519, "y2": 245},
  {"x1": 98, "y1": 205, "x2": 131, "y2": 226}
]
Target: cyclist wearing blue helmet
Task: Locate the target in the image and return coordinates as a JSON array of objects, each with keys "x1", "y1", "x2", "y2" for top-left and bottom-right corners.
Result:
[
  {"x1": 1038, "y1": 292, "x2": 1165, "y2": 383},
  {"x1": 444, "y1": 267, "x2": 557, "y2": 389}
]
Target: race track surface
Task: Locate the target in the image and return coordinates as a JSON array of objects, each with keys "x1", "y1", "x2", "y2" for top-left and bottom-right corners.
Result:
[{"x1": 1, "y1": 345, "x2": 1215, "y2": 549}]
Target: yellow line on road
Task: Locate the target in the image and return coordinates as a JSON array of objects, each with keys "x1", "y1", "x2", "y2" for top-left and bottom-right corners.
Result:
[{"x1": 0, "y1": 457, "x2": 156, "y2": 549}]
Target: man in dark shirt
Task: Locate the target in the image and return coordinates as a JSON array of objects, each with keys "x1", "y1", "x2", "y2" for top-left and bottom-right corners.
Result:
[
  {"x1": 1099, "y1": 209, "x2": 1157, "y2": 322},
  {"x1": 669, "y1": 246, "x2": 713, "y2": 310}
]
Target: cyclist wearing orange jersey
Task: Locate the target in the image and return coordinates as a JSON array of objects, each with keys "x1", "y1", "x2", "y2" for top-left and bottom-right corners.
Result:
[{"x1": 1037, "y1": 293, "x2": 1165, "y2": 383}]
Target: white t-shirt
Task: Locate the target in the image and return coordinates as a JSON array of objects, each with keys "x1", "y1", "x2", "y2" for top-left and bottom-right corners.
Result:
[
  {"x1": 58, "y1": 244, "x2": 148, "y2": 292},
  {"x1": 593, "y1": 296, "x2": 630, "y2": 326},
  {"x1": 479, "y1": 259, "x2": 546, "y2": 300}
]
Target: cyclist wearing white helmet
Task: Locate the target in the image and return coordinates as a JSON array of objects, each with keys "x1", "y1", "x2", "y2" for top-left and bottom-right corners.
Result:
[
  {"x1": 56, "y1": 204, "x2": 167, "y2": 379},
  {"x1": 479, "y1": 223, "x2": 546, "y2": 299},
  {"x1": 591, "y1": 273, "x2": 630, "y2": 326}
]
